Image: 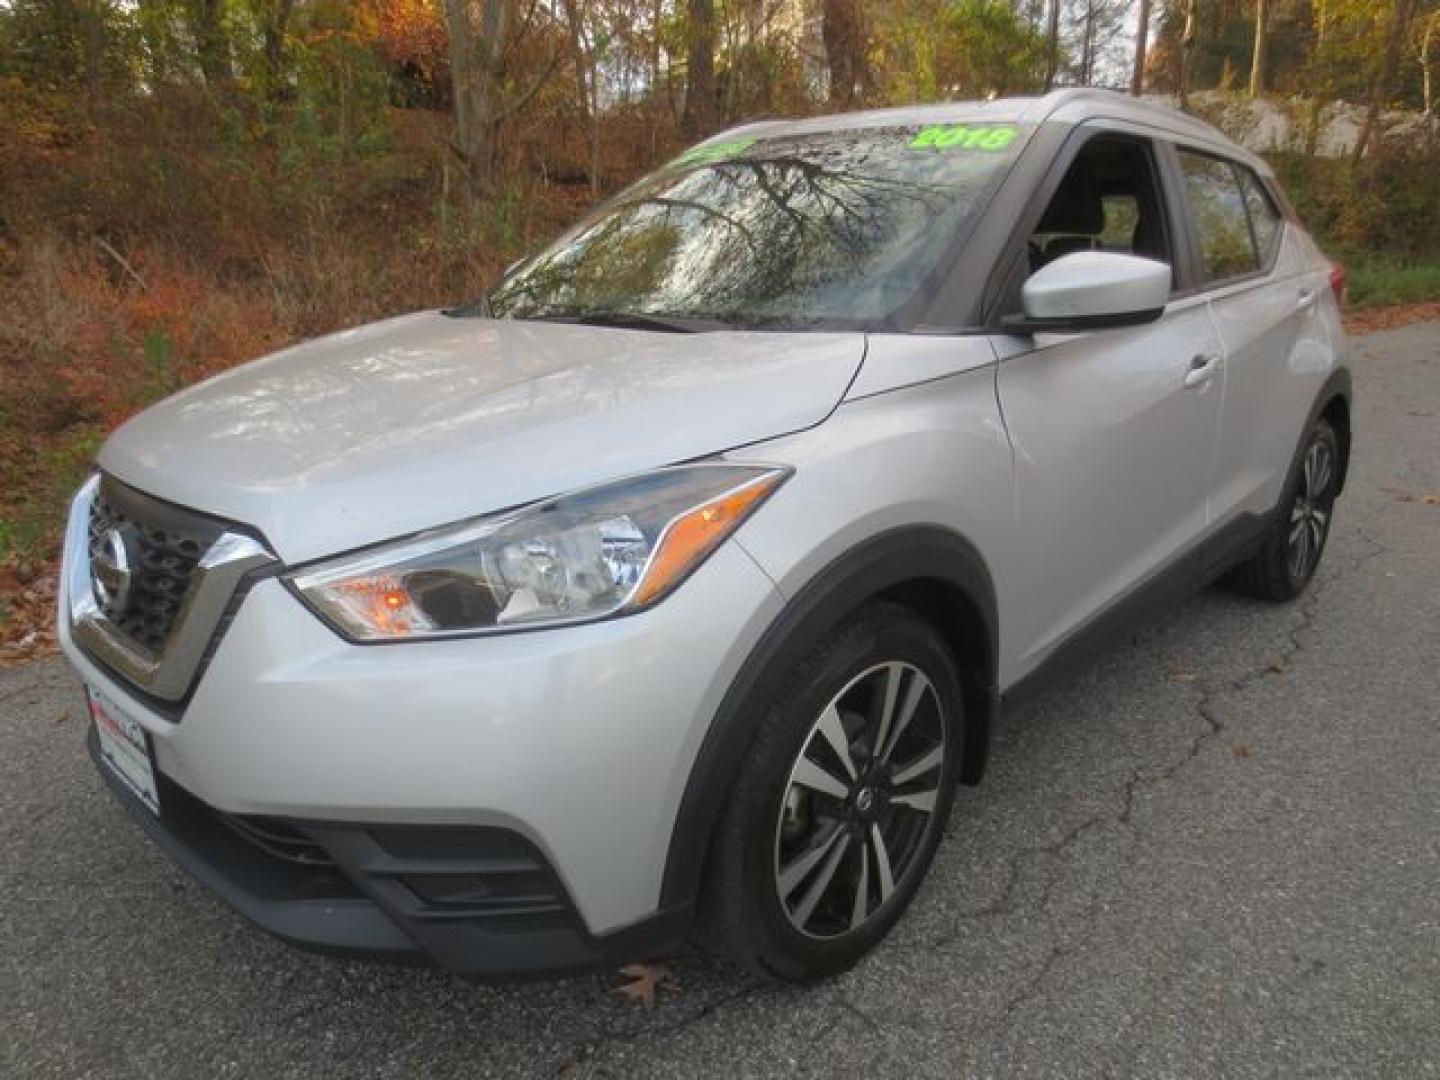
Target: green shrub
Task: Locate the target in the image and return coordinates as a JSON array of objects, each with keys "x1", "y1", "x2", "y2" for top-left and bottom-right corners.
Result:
[
  {"x1": 1270, "y1": 142, "x2": 1440, "y2": 264},
  {"x1": 1345, "y1": 258, "x2": 1440, "y2": 309}
]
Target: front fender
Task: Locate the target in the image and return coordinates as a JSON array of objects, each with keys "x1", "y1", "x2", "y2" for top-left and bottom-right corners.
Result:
[{"x1": 658, "y1": 525, "x2": 999, "y2": 911}]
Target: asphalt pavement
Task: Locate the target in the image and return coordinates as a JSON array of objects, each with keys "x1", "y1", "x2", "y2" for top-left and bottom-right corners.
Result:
[{"x1": 3, "y1": 322, "x2": 1438, "y2": 1079}]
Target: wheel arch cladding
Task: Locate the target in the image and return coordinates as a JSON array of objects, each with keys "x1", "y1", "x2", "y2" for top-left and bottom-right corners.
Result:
[
  {"x1": 659, "y1": 525, "x2": 999, "y2": 911},
  {"x1": 1319, "y1": 388, "x2": 1352, "y2": 493}
]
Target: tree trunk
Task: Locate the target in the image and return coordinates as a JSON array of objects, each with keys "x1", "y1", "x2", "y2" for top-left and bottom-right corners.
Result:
[
  {"x1": 650, "y1": 0, "x2": 663, "y2": 109},
  {"x1": 1043, "y1": 0, "x2": 1061, "y2": 91},
  {"x1": 1249, "y1": 0, "x2": 1268, "y2": 98},
  {"x1": 1304, "y1": 0, "x2": 1329, "y2": 154},
  {"x1": 444, "y1": 0, "x2": 510, "y2": 204},
  {"x1": 560, "y1": 0, "x2": 601, "y2": 190},
  {"x1": 1131, "y1": 0, "x2": 1152, "y2": 95},
  {"x1": 681, "y1": 0, "x2": 716, "y2": 138},
  {"x1": 136, "y1": 0, "x2": 171, "y2": 87},
  {"x1": 261, "y1": 0, "x2": 294, "y2": 100},
  {"x1": 822, "y1": 0, "x2": 867, "y2": 108},
  {"x1": 1178, "y1": 0, "x2": 1199, "y2": 110},
  {"x1": 1353, "y1": 0, "x2": 1421, "y2": 162},
  {"x1": 81, "y1": 0, "x2": 106, "y2": 109},
  {"x1": 561, "y1": 0, "x2": 592, "y2": 125},
  {"x1": 1421, "y1": 9, "x2": 1439, "y2": 116},
  {"x1": 444, "y1": 0, "x2": 561, "y2": 206},
  {"x1": 185, "y1": 0, "x2": 232, "y2": 90}
]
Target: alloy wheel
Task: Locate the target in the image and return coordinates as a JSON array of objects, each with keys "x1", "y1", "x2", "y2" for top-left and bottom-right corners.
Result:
[
  {"x1": 1288, "y1": 436, "x2": 1335, "y2": 582},
  {"x1": 772, "y1": 661, "x2": 948, "y2": 940}
]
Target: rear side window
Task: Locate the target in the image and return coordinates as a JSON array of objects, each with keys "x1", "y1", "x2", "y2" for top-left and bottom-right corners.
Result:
[
  {"x1": 1178, "y1": 150, "x2": 1256, "y2": 283},
  {"x1": 1238, "y1": 168, "x2": 1283, "y2": 268}
]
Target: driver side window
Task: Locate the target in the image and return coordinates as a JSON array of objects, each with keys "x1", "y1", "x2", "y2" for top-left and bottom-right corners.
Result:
[{"x1": 1028, "y1": 135, "x2": 1174, "y2": 289}]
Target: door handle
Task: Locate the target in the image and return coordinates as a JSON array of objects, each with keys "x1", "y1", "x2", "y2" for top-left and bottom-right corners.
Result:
[
  {"x1": 1184, "y1": 353, "x2": 1219, "y2": 389},
  {"x1": 1297, "y1": 287, "x2": 1318, "y2": 310}
]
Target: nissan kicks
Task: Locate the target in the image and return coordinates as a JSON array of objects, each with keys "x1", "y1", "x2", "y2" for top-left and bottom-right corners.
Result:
[{"x1": 60, "y1": 89, "x2": 1351, "y2": 983}]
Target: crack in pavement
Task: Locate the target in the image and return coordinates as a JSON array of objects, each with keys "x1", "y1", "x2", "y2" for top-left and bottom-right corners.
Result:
[{"x1": 910, "y1": 515, "x2": 1395, "y2": 1038}]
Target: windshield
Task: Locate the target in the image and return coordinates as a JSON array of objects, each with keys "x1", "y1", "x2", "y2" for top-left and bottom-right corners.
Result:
[{"x1": 480, "y1": 122, "x2": 1029, "y2": 331}]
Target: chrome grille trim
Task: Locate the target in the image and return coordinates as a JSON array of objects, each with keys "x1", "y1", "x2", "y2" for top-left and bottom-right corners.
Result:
[
  {"x1": 64, "y1": 475, "x2": 278, "y2": 703},
  {"x1": 87, "y1": 482, "x2": 218, "y2": 651}
]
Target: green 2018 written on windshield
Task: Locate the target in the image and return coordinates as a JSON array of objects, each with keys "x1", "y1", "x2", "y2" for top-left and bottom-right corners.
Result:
[{"x1": 909, "y1": 124, "x2": 1018, "y2": 151}]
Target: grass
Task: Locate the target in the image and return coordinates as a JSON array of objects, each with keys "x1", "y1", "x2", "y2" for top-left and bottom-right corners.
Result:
[{"x1": 1344, "y1": 257, "x2": 1440, "y2": 310}]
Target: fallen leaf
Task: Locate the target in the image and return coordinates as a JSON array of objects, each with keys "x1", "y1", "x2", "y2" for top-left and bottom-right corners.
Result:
[
  {"x1": 1379, "y1": 485, "x2": 1440, "y2": 506},
  {"x1": 0, "y1": 570, "x2": 59, "y2": 668},
  {"x1": 1267, "y1": 657, "x2": 1289, "y2": 675},
  {"x1": 614, "y1": 962, "x2": 679, "y2": 1009},
  {"x1": 1169, "y1": 666, "x2": 1199, "y2": 685},
  {"x1": 1232, "y1": 743, "x2": 1253, "y2": 758},
  {"x1": 1379, "y1": 485, "x2": 1416, "y2": 503}
]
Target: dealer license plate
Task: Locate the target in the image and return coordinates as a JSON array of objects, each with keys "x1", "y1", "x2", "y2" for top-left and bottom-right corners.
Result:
[{"x1": 87, "y1": 684, "x2": 161, "y2": 816}]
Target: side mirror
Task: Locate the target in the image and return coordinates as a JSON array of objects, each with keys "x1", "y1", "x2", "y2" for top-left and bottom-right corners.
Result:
[{"x1": 1002, "y1": 251, "x2": 1170, "y2": 334}]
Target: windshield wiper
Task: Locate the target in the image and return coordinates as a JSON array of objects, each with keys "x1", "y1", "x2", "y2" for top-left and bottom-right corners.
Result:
[
  {"x1": 442, "y1": 294, "x2": 491, "y2": 318},
  {"x1": 536, "y1": 311, "x2": 726, "y2": 334}
]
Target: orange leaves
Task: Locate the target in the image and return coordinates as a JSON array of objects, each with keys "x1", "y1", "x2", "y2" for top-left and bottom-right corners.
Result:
[
  {"x1": 21, "y1": 244, "x2": 287, "y2": 432},
  {"x1": 0, "y1": 239, "x2": 291, "y2": 657},
  {"x1": 1345, "y1": 300, "x2": 1440, "y2": 336},
  {"x1": 368, "y1": 0, "x2": 449, "y2": 79}
]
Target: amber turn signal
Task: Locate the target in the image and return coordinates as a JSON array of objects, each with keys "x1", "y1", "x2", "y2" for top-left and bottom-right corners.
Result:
[{"x1": 633, "y1": 472, "x2": 788, "y2": 607}]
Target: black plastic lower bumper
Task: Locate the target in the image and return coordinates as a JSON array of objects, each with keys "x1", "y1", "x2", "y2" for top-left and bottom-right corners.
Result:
[{"x1": 88, "y1": 729, "x2": 691, "y2": 976}]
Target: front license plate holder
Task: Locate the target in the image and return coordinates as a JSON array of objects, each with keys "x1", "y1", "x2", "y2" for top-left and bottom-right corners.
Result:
[{"x1": 87, "y1": 684, "x2": 161, "y2": 817}]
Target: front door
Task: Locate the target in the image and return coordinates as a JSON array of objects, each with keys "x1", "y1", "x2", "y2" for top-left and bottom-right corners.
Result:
[{"x1": 992, "y1": 131, "x2": 1225, "y2": 681}]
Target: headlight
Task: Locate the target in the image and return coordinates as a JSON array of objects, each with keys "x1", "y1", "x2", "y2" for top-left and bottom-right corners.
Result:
[{"x1": 288, "y1": 465, "x2": 790, "y2": 641}]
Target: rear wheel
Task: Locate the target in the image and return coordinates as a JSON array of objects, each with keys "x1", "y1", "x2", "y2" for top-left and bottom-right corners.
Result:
[
  {"x1": 1226, "y1": 417, "x2": 1340, "y2": 601},
  {"x1": 700, "y1": 604, "x2": 962, "y2": 983}
]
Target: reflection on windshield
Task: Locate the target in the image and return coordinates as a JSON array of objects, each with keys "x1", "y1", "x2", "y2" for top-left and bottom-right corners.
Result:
[{"x1": 484, "y1": 125, "x2": 1025, "y2": 330}]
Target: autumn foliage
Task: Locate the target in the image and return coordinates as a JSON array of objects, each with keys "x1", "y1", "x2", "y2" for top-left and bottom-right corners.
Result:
[{"x1": 1, "y1": 0, "x2": 1439, "y2": 661}]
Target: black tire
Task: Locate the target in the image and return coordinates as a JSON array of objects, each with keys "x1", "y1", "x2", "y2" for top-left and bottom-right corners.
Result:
[
  {"x1": 1225, "y1": 417, "x2": 1341, "y2": 602},
  {"x1": 698, "y1": 603, "x2": 963, "y2": 983}
]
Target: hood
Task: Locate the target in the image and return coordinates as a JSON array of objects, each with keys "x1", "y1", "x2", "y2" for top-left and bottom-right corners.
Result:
[{"x1": 99, "y1": 312, "x2": 864, "y2": 564}]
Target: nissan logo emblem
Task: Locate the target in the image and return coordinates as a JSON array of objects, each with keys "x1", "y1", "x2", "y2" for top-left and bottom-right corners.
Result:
[{"x1": 92, "y1": 527, "x2": 135, "y2": 614}]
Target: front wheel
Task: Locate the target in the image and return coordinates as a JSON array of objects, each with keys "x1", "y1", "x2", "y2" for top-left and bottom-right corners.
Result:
[
  {"x1": 1226, "y1": 417, "x2": 1341, "y2": 601},
  {"x1": 699, "y1": 604, "x2": 963, "y2": 983}
]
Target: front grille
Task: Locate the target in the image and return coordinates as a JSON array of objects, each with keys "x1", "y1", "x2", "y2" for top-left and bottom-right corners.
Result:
[
  {"x1": 87, "y1": 478, "x2": 228, "y2": 654},
  {"x1": 70, "y1": 475, "x2": 275, "y2": 705}
]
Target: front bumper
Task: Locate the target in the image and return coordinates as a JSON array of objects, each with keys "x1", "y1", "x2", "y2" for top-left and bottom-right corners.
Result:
[
  {"x1": 87, "y1": 726, "x2": 690, "y2": 973},
  {"x1": 61, "y1": 489, "x2": 786, "y2": 975}
]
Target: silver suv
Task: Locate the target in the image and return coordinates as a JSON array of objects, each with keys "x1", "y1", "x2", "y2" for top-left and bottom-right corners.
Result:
[{"x1": 60, "y1": 90, "x2": 1351, "y2": 983}]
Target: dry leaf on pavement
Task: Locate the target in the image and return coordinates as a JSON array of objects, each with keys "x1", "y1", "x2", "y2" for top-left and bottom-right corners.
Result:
[{"x1": 614, "y1": 962, "x2": 679, "y2": 1008}]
